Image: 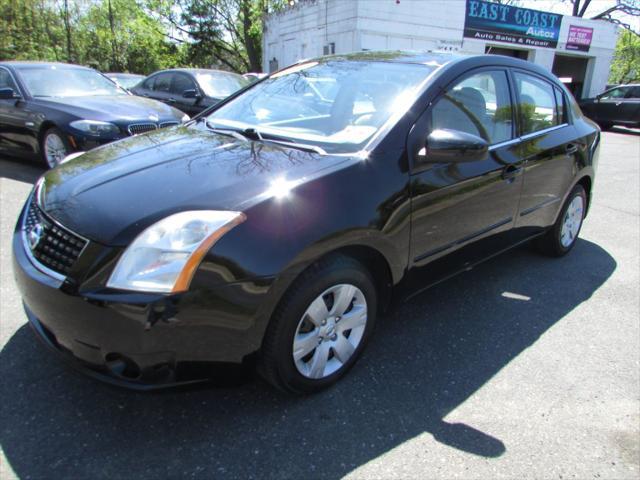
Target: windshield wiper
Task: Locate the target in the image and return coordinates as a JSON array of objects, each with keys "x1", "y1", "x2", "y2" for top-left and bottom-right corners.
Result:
[
  {"x1": 255, "y1": 136, "x2": 326, "y2": 155},
  {"x1": 205, "y1": 121, "x2": 325, "y2": 155},
  {"x1": 204, "y1": 121, "x2": 250, "y2": 142}
]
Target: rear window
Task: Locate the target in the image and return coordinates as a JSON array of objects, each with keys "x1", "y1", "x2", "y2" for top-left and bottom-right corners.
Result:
[{"x1": 514, "y1": 72, "x2": 560, "y2": 135}]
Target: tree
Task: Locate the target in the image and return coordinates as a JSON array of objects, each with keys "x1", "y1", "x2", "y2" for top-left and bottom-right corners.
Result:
[
  {"x1": 564, "y1": 0, "x2": 640, "y2": 35},
  {"x1": 609, "y1": 29, "x2": 640, "y2": 83},
  {"x1": 149, "y1": 0, "x2": 287, "y2": 73}
]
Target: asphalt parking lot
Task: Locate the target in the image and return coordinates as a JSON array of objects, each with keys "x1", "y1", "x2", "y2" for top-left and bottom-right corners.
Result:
[{"x1": 1, "y1": 130, "x2": 639, "y2": 479}]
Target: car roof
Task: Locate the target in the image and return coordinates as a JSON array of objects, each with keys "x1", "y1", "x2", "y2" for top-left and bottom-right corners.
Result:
[
  {"x1": 300, "y1": 50, "x2": 562, "y2": 85},
  {"x1": 107, "y1": 72, "x2": 143, "y2": 77},
  {"x1": 152, "y1": 68, "x2": 244, "y2": 77},
  {"x1": 0, "y1": 61, "x2": 93, "y2": 70},
  {"x1": 308, "y1": 50, "x2": 466, "y2": 66}
]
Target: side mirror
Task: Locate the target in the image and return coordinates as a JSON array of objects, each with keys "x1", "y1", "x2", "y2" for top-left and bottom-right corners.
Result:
[
  {"x1": 182, "y1": 89, "x2": 200, "y2": 99},
  {"x1": 420, "y1": 128, "x2": 489, "y2": 163},
  {"x1": 0, "y1": 88, "x2": 18, "y2": 100}
]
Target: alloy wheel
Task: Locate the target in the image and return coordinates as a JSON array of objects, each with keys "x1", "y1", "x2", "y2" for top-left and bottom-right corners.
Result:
[
  {"x1": 560, "y1": 195, "x2": 584, "y2": 248},
  {"x1": 44, "y1": 133, "x2": 68, "y2": 168},
  {"x1": 292, "y1": 284, "x2": 367, "y2": 379}
]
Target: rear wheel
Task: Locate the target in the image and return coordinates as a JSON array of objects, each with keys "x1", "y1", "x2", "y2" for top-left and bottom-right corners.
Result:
[
  {"x1": 40, "y1": 127, "x2": 70, "y2": 169},
  {"x1": 258, "y1": 255, "x2": 377, "y2": 394},
  {"x1": 534, "y1": 184, "x2": 586, "y2": 257}
]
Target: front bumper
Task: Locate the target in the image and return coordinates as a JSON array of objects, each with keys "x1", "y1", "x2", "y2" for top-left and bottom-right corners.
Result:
[{"x1": 12, "y1": 216, "x2": 274, "y2": 389}]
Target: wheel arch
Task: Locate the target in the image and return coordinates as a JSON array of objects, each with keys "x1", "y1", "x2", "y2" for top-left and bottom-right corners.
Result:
[
  {"x1": 37, "y1": 121, "x2": 59, "y2": 153},
  {"x1": 576, "y1": 174, "x2": 593, "y2": 216}
]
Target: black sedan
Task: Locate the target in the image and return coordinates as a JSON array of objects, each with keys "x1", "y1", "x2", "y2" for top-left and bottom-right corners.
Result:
[
  {"x1": 579, "y1": 84, "x2": 640, "y2": 130},
  {"x1": 0, "y1": 62, "x2": 188, "y2": 168},
  {"x1": 13, "y1": 52, "x2": 599, "y2": 394},
  {"x1": 131, "y1": 68, "x2": 249, "y2": 117}
]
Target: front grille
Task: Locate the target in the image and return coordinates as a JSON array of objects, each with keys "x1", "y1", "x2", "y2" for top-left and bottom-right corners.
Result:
[
  {"x1": 23, "y1": 199, "x2": 87, "y2": 277},
  {"x1": 159, "y1": 121, "x2": 179, "y2": 129},
  {"x1": 127, "y1": 123, "x2": 158, "y2": 135}
]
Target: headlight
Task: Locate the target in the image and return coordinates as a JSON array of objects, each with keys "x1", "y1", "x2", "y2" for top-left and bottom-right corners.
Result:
[
  {"x1": 70, "y1": 120, "x2": 120, "y2": 136},
  {"x1": 181, "y1": 114, "x2": 190, "y2": 122},
  {"x1": 107, "y1": 210, "x2": 245, "y2": 293}
]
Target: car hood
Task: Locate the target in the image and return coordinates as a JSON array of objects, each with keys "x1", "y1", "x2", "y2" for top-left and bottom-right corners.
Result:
[
  {"x1": 38, "y1": 123, "x2": 352, "y2": 245},
  {"x1": 35, "y1": 95, "x2": 183, "y2": 121}
]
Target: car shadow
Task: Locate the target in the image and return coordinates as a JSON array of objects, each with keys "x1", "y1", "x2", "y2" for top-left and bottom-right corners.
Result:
[
  {"x1": 0, "y1": 158, "x2": 43, "y2": 184},
  {"x1": 0, "y1": 239, "x2": 616, "y2": 479},
  {"x1": 609, "y1": 126, "x2": 640, "y2": 136}
]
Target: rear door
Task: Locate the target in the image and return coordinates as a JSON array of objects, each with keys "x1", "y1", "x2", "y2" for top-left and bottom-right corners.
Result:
[
  {"x1": 513, "y1": 70, "x2": 581, "y2": 232},
  {"x1": 145, "y1": 72, "x2": 174, "y2": 106},
  {"x1": 408, "y1": 68, "x2": 524, "y2": 279},
  {"x1": 169, "y1": 73, "x2": 201, "y2": 116},
  {"x1": 131, "y1": 75, "x2": 157, "y2": 99}
]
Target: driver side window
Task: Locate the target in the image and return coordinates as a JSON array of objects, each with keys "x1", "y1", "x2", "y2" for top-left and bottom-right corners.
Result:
[
  {"x1": 601, "y1": 87, "x2": 628, "y2": 100},
  {"x1": 431, "y1": 70, "x2": 513, "y2": 145}
]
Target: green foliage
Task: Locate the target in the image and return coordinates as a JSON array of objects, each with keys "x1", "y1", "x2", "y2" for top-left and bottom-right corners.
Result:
[
  {"x1": 609, "y1": 29, "x2": 640, "y2": 84},
  {"x1": 1, "y1": 0, "x2": 184, "y2": 74},
  {"x1": 2, "y1": 0, "x2": 288, "y2": 73}
]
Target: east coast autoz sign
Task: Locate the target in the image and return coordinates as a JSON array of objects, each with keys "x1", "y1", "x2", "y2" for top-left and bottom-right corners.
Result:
[{"x1": 464, "y1": 0, "x2": 563, "y2": 49}]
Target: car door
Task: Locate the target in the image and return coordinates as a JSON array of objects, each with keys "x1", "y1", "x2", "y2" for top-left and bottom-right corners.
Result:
[
  {"x1": 145, "y1": 72, "x2": 174, "y2": 106},
  {"x1": 513, "y1": 70, "x2": 580, "y2": 232},
  {"x1": 621, "y1": 86, "x2": 640, "y2": 125},
  {"x1": 131, "y1": 75, "x2": 156, "y2": 98},
  {"x1": 170, "y1": 73, "x2": 201, "y2": 116},
  {"x1": 596, "y1": 86, "x2": 631, "y2": 125},
  {"x1": 407, "y1": 68, "x2": 524, "y2": 281},
  {"x1": 0, "y1": 66, "x2": 35, "y2": 156}
]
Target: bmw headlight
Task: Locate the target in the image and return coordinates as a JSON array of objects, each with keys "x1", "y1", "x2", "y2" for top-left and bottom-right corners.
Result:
[
  {"x1": 70, "y1": 120, "x2": 120, "y2": 136},
  {"x1": 107, "y1": 210, "x2": 245, "y2": 293}
]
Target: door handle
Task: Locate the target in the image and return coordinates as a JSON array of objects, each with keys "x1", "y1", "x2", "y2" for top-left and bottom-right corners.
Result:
[
  {"x1": 167, "y1": 98, "x2": 176, "y2": 103},
  {"x1": 565, "y1": 143, "x2": 578, "y2": 155},
  {"x1": 502, "y1": 165, "x2": 523, "y2": 181}
]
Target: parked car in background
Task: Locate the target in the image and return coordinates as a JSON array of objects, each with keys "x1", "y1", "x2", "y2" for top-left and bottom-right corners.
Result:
[
  {"x1": 106, "y1": 72, "x2": 145, "y2": 90},
  {"x1": 131, "y1": 68, "x2": 249, "y2": 117},
  {"x1": 13, "y1": 52, "x2": 599, "y2": 393},
  {"x1": 579, "y1": 84, "x2": 640, "y2": 130},
  {"x1": 0, "y1": 62, "x2": 188, "y2": 168},
  {"x1": 243, "y1": 72, "x2": 268, "y2": 83}
]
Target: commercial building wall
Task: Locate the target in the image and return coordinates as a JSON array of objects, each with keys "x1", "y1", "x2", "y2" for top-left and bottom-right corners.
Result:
[{"x1": 263, "y1": 0, "x2": 619, "y2": 98}]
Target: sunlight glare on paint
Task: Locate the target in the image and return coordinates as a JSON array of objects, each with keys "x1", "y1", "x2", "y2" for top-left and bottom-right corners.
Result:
[{"x1": 267, "y1": 177, "x2": 298, "y2": 199}]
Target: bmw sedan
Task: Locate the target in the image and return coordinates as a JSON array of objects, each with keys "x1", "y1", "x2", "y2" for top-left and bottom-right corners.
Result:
[
  {"x1": 13, "y1": 52, "x2": 599, "y2": 394},
  {"x1": 578, "y1": 84, "x2": 640, "y2": 130},
  {"x1": 0, "y1": 62, "x2": 188, "y2": 168},
  {"x1": 131, "y1": 68, "x2": 249, "y2": 117}
]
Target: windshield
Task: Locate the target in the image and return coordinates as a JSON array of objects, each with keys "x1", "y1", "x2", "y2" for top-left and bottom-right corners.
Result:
[
  {"x1": 17, "y1": 66, "x2": 125, "y2": 97},
  {"x1": 195, "y1": 72, "x2": 249, "y2": 98},
  {"x1": 206, "y1": 60, "x2": 434, "y2": 153}
]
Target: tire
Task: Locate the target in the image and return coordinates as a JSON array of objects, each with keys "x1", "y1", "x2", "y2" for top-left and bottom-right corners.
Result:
[
  {"x1": 534, "y1": 184, "x2": 587, "y2": 257},
  {"x1": 40, "y1": 127, "x2": 71, "y2": 169},
  {"x1": 258, "y1": 255, "x2": 377, "y2": 394}
]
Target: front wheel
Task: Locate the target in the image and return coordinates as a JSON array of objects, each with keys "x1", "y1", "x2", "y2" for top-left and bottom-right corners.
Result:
[
  {"x1": 258, "y1": 256, "x2": 377, "y2": 394},
  {"x1": 534, "y1": 184, "x2": 587, "y2": 257},
  {"x1": 40, "y1": 127, "x2": 71, "y2": 169}
]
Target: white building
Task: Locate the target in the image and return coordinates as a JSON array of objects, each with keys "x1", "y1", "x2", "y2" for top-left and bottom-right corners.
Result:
[{"x1": 263, "y1": 0, "x2": 619, "y2": 99}]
